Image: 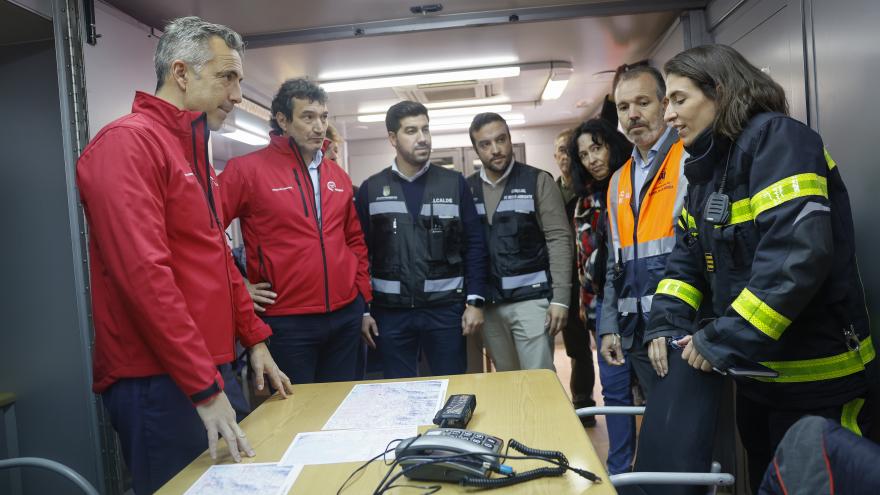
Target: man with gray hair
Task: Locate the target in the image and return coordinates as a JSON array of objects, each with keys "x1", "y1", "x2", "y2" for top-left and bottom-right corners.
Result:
[{"x1": 77, "y1": 17, "x2": 292, "y2": 493}]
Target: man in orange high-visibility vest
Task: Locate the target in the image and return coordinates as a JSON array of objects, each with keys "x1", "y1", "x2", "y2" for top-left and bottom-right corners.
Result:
[{"x1": 598, "y1": 64, "x2": 689, "y2": 403}]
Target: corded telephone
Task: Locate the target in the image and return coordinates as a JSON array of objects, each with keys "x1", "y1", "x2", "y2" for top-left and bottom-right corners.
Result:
[{"x1": 394, "y1": 428, "x2": 504, "y2": 482}]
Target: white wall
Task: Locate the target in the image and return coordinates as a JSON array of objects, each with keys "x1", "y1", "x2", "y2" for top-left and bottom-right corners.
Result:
[
  {"x1": 83, "y1": 1, "x2": 158, "y2": 138},
  {"x1": 649, "y1": 17, "x2": 685, "y2": 70},
  {"x1": 347, "y1": 124, "x2": 572, "y2": 186}
]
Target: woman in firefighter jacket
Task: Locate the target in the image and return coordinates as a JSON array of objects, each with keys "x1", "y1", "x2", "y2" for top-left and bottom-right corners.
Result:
[{"x1": 646, "y1": 44, "x2": 874, "y2": 491}]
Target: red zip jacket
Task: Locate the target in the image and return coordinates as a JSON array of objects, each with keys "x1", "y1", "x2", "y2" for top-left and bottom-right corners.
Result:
[
  {"x1": 77, "y1": 92, "x2": 271, "y2": 402},
  {"x1": 219, "y1": 133, "x2": 372, "y2": 315}
]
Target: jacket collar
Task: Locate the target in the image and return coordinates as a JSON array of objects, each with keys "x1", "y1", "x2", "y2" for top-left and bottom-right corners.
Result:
[
  {"x1": 269, "y1": 132, "x2": 319, "y2": 168},
  {"x1": 683, "y1": 129, "x2": 732, "y2": 185},
  {"x1": 131, "y1": 91, "x2": 207, "y2": 137}
]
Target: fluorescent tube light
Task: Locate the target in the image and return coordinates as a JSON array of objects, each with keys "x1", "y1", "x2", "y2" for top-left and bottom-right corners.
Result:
[
  {"x1": 358, "y1": 104, "x2": 513, "y2": 123},
  {"x1": 541, "y1": 78, "x2": 569, "y2": 101},
  {"x1": 319, "y1": 56, "x2": 518, "y2": 80},
  {"x1": 357, "y1": 96, "x2": 510, "y2": 114},
  {"x1": 235, "y1": 120, "x2": 269, "y2": 137},
  {"x1": 541, "y1": 63, "x2": 573, "y2": 101},
  {"x1": 321, "y1": 66, "x2": 520, "y2": 93},
  {"x1": 431, "y1": 116, "x2": 526, "y2": 132},
  {"x1": 219, "y1": 129, "x2": 268, "y2": 146}
]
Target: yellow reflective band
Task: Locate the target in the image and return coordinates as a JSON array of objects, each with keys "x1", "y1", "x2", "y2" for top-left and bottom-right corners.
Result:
[
  {"x1": 714, "y1": 198, "x2": 753, "y2": 228},
  {"x1": 656, "y1": 279, "x2": 703, "y2": 310},
  {"x1": 728, "y1": 198, "x2": 753, "y2": 225},
  {"x1": 751, "y1": 173, "x2": 828, "y2": 218},
  {"x1": 824, "y1": 148, "x2": 837, "y2": 170},
  {"x1": 757, "y1": 336, "x2": 875, "y2": 383},
  {"x1": 731, "y1": 288, "x2": 791, "y2": 340},
  {"x1": 841, "y1": 398, "x2": 865, "y2": 436},
  {"x1": 681, "y1": 207, "x2": 697, "y2": 230}
]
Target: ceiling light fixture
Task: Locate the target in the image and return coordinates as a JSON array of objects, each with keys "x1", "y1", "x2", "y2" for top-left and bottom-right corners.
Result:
[
  {"x1": 235, "y1": 119, "x2": 269, "y2": 137},
  {"x1": 218, "y1": 128, "x2": 268, "y2": 146},
  {"x1": 320, "y1": 65, "x2": 520, "y2": 93},
  {"x1": 540, "y1": 62, "x2": 574, "y2": 101},
  {"x1": 427, "y1": 113, "x2": 525, "y2": 131},
  {"x1": 319, "y1": 56, "x2": 518, "y2": 80},
  {"x1": 430, "y1": 118, "x2": 526, "y2": 132},
  {"x1": 357, "y1": 96, "x2": 510, "y2": 114},
  {"x1": 357, "y1": 104, "x2": 513, "y2": 123}
]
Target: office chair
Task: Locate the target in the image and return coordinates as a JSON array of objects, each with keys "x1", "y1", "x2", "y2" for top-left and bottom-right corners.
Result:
[
  {"x1": 0, "y1": 457, "x2": 99, "y2": 495},
  {"x1": 577, "y1": 406, "x2": 735, "y2": 495}
]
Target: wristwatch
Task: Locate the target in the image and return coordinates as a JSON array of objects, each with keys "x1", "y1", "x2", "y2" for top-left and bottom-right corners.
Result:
[{"x1": 466, "y1": 297, "x2": 485, "y2": 308}]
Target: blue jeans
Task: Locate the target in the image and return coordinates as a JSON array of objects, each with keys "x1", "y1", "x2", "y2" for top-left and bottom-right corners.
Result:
[
  {"x1": 596, "y1": 300, "x2": 636, "y2": 474},
  {"x1": 372, "y1": 303, "x2": 466, "y2": 378},
  {"x1": 101, "y1": 364, "x2": 249, "y2": 494},
  {"x1": 261, "y1": 295, "x2": 364, "y2": 384}
]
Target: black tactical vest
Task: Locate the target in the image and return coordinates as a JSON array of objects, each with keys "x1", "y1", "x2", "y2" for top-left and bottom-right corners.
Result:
[
  {"x1": 366, "y1": 165, "x2": 465, "y2": 308},
  {"x1": 467, "y1": 162, "x2": 551, "y2": 303}
]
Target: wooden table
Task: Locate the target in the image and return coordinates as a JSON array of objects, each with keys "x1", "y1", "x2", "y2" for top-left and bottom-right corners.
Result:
[{"x1": 158, "y1": 370, "x2": 616, "y2": 494}]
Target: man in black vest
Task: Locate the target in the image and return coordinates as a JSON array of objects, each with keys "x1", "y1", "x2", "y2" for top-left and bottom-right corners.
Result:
[
  {"x1": 467, "y1": 113, "x2": 573, "y2": 372},
  {"x1": 355, "y1": 101, "x2": 488, "y2": 378}
]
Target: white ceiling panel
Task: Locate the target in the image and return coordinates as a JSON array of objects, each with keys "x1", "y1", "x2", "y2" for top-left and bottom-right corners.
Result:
[{"x1": 100, "y1": 0, "x2": 684, "y2": 159}]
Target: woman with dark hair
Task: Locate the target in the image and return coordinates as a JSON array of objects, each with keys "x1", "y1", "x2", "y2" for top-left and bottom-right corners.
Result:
[
  {"x1": 568, "y1": 117, "x2": 635, "y2": 474},
  {"x1": 647, "y1": 44, "x2": 873, "y2": 491}
]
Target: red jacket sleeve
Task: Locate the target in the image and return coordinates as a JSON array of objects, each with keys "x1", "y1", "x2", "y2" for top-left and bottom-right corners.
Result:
[
  {"x1": 216, "y1": 159, "x2": 270, "y2": 343},
  {"x1": 228, "y1": 245, "x2": 273, "y2": 346},
  {"x1": 218, "y1": 157, "x2": 249, "y2": 229},
  {"x1": 343, "y1": 174, "x2": 373, "y2": 303},
  {"x1": 77, "y1": 128, "x2": 223, "y2": 401}
]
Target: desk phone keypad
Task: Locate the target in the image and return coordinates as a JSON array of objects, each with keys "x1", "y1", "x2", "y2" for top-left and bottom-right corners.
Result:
[{"x1": 425, "y1": 428, "x2": 503, "y2": 451}]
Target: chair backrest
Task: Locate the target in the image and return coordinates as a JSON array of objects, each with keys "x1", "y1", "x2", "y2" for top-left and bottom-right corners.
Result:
[{"x1": 0, "y1": 457, "x2": 99, "y2": 495}]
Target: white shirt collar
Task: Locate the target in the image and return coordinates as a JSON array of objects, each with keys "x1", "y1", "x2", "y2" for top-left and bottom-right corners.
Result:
[
  {"x1": 391, "y1": 158, "x2": 431, "y2": 183},
  {"x1": 632, "y1": 126, "x2": 672, "y2": 170},
  {"x1": 479, "y1": 156, "x2": 516, "y2": 187},
  {"x1": 307, "y1": 149, "x2": 323, "y2": 170}
]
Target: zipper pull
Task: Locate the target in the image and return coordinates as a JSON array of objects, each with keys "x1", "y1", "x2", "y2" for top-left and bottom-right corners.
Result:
[
  {"x1": 843, "y1": 325, "x2": 860, "y2": 351},
  {"x1": 392, "y1": 218, "x2": 398, "y2": 233}
]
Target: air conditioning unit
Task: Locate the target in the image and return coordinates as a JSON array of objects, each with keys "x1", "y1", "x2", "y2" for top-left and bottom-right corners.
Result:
[{"x1": 394, "y1": 80, "x2": 499, "y2": 103}]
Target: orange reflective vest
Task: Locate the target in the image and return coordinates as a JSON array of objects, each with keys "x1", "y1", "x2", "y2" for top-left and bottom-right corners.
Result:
[{"x1": 605, "y1": 134, "x2": 687, "y2": 339}]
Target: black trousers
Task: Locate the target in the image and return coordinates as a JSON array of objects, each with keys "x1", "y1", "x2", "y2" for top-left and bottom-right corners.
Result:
[
  {"x1": 261, "y1": 295, "x2": 364, "y2": 384},
  {"x1": 102, "y1": 364, "x2": 250, "y2": 494},
  {"x1": 736, "y1": 391, "x2": 872, "y2": 493},
  {"x1": 625, "y1": 348, "x2": 724, "y2": 495},
  {"x1": 562, "y1": 286, "x2": 596, "y2": 407}
]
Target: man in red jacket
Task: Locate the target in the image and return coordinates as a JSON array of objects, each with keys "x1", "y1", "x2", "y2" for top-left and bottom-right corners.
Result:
[
  {"x1": 76, "y1": 17, "x2": 291, "y2": 494},
  {"x1": 219, "y1": 78, "x2": 373, "y2": 384}
]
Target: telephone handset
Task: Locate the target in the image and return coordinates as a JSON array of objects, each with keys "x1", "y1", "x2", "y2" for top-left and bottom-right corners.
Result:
[{"x1": 395, "y1": 428, "x2": 504, "y2": 482}]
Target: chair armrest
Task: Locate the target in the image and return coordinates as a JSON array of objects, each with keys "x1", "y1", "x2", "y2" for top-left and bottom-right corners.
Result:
[
  {"x1": 576, "y1": 406, "x2": 646, "y2": 417},
  {"x1": 610, "y1": 472, "x2": 735, "y2": 487}
]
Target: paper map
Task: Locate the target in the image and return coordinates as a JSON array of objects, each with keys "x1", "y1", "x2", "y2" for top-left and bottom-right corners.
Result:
[
  {"x1": 184, "y1": 463, "x2": 302, "y2": 495},
  {"x1": 322, "y1": 379, "x2": 448, "y2": 430},
  {"x1": 279, "y1": 427, "x2": 417, "y2": 466}
]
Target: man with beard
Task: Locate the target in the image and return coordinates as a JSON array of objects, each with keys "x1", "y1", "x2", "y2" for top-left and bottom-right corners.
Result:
[
  {"x1": 466, "y1": 113, "x2": 573, "y2": 372},
  {"x1": 355, "y1": 101, "x2": 487, "y2": 378},
  {"x1": 598, "y1": 64, "x2": 688, "y2": 402}
]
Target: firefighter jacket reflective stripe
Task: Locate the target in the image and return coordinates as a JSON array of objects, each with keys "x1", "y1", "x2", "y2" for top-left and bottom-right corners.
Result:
[
  {"x1": 364, "y1": 165, "x2": 466, "y2": 307},
  {"x1": 467, "y1": 162, "x2": 552, "y2": 303},
  {"x1": 598, "y1": 129, "x2": 688, "y2": 342},
  {"x1": 647, "y1": 113, "x2": 873, "y2": 409}
]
